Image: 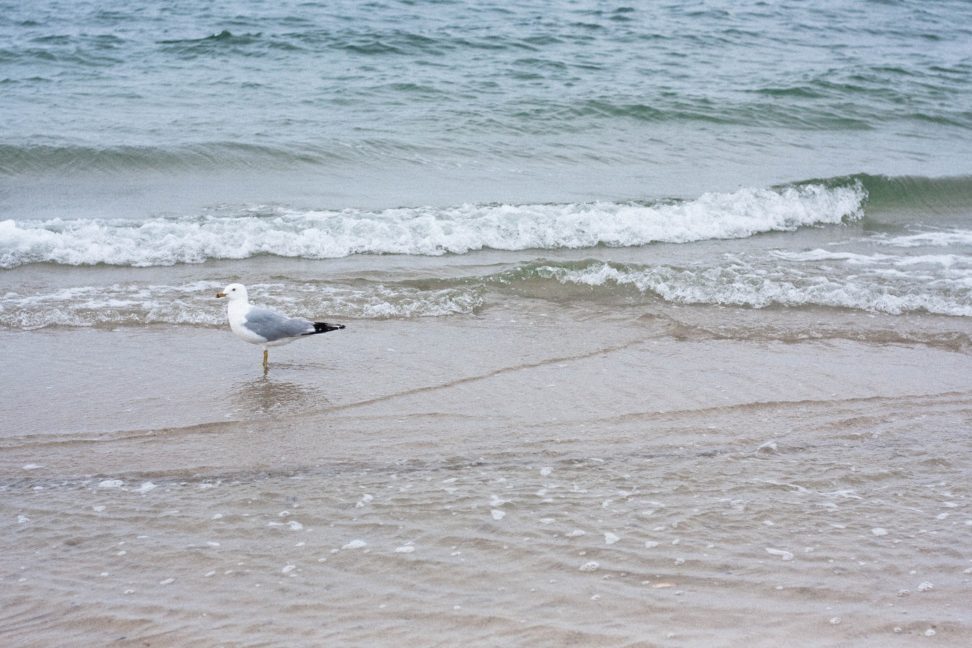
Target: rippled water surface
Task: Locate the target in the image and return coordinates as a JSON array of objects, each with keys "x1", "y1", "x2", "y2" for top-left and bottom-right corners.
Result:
[
  {"x1": 3, "y1": 315, "x2": 971, "y2": 645},
  {"x1": 2, "y1": 0, "x2": 972, "y2": 210}
]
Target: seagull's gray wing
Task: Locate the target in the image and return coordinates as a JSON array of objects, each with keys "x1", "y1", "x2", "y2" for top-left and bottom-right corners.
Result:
[{"x1": 243, "y1": 306, "x2": 314, "y2": 342}]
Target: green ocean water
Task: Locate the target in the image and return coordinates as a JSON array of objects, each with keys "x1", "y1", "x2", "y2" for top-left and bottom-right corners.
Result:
[
  {"x1": 1, "y1": 0, "x2": 970, "y2": 321},
  {"x1": 2, "y1": 0, "x2": 971, "y2": 205}
]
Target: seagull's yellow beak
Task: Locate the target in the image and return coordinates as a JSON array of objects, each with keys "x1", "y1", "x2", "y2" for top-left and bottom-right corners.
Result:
[{"x1": 216, "y1": 291, "x2": 226, "y2": 298}]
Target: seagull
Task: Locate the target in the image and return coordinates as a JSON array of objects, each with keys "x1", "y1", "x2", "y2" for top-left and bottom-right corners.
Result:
[{"x1": 216, "y1": 283, "x2": 345, "y2": 372}]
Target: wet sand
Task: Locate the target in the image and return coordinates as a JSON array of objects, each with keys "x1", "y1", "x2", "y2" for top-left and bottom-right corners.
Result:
[{"x1": 2, "y1": 304, "x2": 971, "y2": 646}]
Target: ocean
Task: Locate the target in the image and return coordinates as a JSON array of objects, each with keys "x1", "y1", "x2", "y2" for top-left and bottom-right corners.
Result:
[{"x1": 2, "y1": 1, "x2": 971, "y2": 646}]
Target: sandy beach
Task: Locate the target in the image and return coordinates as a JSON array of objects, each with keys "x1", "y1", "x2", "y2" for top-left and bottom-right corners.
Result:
[{"x1": 3, "y1": 301, "x2": 971, "y2": 646}]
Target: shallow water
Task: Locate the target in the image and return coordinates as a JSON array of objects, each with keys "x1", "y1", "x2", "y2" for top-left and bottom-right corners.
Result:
[{"x1": 3, "y1": 305, "x2": 972, "y2": 645}]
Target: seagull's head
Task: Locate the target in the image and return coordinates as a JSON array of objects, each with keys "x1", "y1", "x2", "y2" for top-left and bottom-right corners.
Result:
[{"x1": 216, "y1": 283, "x2": 248, "y2": 301}]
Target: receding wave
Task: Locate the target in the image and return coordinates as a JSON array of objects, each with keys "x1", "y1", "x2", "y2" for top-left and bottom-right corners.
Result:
[
  {"x1": 0, "y1": 181, "x2": 864, "y2": 268},
  {"x1": 5, "y1": 239, "x2": 969, "y2": 331},
  {"x1": 508, "y1": 256, "x2": 972, "y2": 317},
  {"x1": 0, "y1": 281, "x2": 483, "y2": 330}
]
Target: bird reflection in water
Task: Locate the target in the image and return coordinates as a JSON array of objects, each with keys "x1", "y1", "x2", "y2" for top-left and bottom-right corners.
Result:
[{"x1": 232, "y1": 376, "x2": 328, "y2": 416}]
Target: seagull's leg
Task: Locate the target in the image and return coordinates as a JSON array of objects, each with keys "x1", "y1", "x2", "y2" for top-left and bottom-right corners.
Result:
[{"x1": 263, "y1": 349, "x2": 269, "y2": 373}]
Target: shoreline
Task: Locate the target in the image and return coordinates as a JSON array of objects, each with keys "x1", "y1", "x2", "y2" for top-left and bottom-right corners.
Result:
[
  {"x1": 3, "y1": 306, "x2": 971, "y2": 646},
  {"x1": 3, "y1": 308, "x2": 970, "y2": 466}
]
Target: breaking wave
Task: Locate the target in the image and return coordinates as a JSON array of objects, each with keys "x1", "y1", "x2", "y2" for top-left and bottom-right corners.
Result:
[{"x1": 0, "y1": 181, "x2": 865, "y2": 268}]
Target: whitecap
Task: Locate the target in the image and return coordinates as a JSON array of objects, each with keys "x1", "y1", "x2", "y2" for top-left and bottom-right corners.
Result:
[{"x1": 0, "y1": 182, "x2": 865, "y2": 268}]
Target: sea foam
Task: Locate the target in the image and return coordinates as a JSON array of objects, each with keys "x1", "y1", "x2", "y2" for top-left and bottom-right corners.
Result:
[
  {"x1": 0, "y1": 281, "x2": 483, "y2": 330},
  {"x1": 532, "y1": 254, "x2": 972, "y2": 316},
  {"x1": 880, "y1": 228, "x2": 972, "y2": 248},
  {"x1": 0, "y1": 182, "x2": 865, "y2": 268}
]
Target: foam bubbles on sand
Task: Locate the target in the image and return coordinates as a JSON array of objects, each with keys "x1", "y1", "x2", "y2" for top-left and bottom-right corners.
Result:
[
  {"x1": 135, "y1": 482, "x2": 157, "y2": 494},
  {"x1": 98, "y1": 479, "x2": 124, "y2": 489},
  {"x1": 765, "y1": 548, "x2": 794, "y2": 561},
  {"x1": 342, "y1": 539, "x2": 367, "y2": 550}
]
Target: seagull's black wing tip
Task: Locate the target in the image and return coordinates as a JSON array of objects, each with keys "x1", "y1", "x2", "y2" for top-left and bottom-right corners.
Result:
[{"x1": 309, "y1": 321, "x2": 345, "y2": 335}]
